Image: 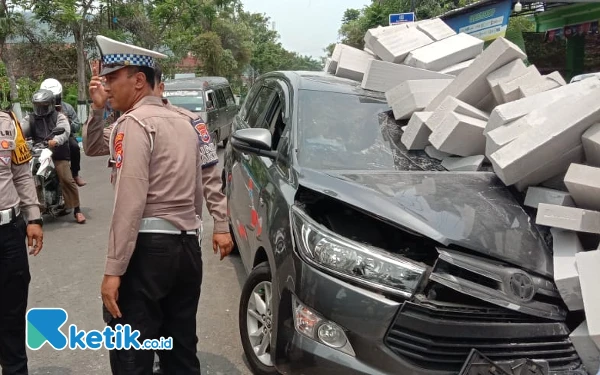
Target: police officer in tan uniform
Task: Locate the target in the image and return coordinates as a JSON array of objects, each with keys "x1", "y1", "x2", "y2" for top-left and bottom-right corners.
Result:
[
  {"x1": 84, "y1": 64, "x2": 233, "y2": 259},
  {"x1": 85, "y1": 35, "x2": 231, "y2": 374},
  {"x1": 0, "y1": 111, "x2": 43, "y2": 375}
]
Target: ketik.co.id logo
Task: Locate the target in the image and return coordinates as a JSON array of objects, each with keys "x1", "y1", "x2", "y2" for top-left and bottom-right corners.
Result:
[{"x1": 26, "y1": 308, "x2": 172, "y2": 350}]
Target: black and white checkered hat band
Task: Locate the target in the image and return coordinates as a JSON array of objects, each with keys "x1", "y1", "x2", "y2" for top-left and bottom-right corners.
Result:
[{"x1": 102, "y1": 53, "x2": 155, "y2": 68}]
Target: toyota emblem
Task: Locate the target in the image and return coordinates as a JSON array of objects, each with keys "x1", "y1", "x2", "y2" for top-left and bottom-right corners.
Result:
[{"x1": 509, "y1": 273, "x2": 535, "y2": 301}]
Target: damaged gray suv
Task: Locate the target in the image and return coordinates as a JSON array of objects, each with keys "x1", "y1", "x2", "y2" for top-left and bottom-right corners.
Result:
[{"x1": 223, "y1": 71, "x2": 587, "y2": 375}]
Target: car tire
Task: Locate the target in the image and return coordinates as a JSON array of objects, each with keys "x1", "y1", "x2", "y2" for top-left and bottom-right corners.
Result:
[{"x1": 239, "y1": 262, "x2": 278, "y2": 375}]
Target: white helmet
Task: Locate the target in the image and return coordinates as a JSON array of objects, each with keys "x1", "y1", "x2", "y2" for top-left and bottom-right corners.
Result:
[{"x1": 40, "y1": 78, "x2": 63, "y2": 105}]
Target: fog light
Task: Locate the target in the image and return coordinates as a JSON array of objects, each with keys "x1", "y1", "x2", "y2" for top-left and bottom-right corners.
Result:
[
  {"x1": 292, "y1": 296, "x2": 355, "y2": 356},
  {"x1": 317, "y1": 322, "x2": 347, "y2": 348}
]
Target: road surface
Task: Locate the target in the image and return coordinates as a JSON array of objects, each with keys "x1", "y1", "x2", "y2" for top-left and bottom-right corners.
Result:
[{"x1": 25, "y1": 149, "x2": 253, "y2": 375}]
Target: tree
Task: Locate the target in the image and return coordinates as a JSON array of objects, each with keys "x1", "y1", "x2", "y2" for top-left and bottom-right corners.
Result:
[
  {"x1": 0, "y1": 0, "x2": 23, "y2": 116},
  {"x1": 342, "y1": 9, "x2": 360, "y2": 24}
]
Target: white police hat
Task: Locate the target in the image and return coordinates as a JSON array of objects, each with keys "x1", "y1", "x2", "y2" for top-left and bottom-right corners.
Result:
[{"x1": 96, "y1": 35, "x2": 167, "y2": 76}]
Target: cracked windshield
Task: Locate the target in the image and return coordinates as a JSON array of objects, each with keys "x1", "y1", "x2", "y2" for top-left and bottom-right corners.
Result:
[{"x1": 1, "y1": 0, "x2": 600, "y2": 375}]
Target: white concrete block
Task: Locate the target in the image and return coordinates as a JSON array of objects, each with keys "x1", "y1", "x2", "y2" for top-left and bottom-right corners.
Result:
[
  {"x1": 362, "y1": 60, "x2": 452, "y2": 93},
  {"x1": 575, "y1": 250, "x2": 600, "y2": 350},
  {"x1": 485, "y1": 120, "x2": 530, "y2": 157},
  {"x1": 429, "y1": 113, "x2": 487, "y2": 157},
  {"x1": 329, "y1": 44, "x2": 347, "y2": 73},
  {"x1": 524, "y1": 187, "x2": 574, "y2": 208},
  {"x1": 486, "y1": 59, "x2": 529, "y2": 103},
  {"x1": 550, "y1": 228, "x2": 584, "y2": 311},
  {"x1": 364, "y1": 47, "x2": 377, "y2": 58},
  {"x1": 489, "y1": 88, "x2": 600, "y2": 186},
  {"x1": 570, "y1": 320, "x2": 600, "y2": 374},
  {"x1": 335, "y1": 47, "x2": 375, "y2": 82},
  {"x1": 536, "y1": 204, "x2": 600, "y2": 233},
  {"x1": 401, "y1": 112, "x2": 433, "y2": 150},
  {"x1": 386, "y1": 80, "x2": 453, "y2": 120},
  {"x1": 425, "y1": 96, "x2": 489, "y2": 133},
  {"x1": 582, "y1": 123, "x2": 600, "y2": 167},
  {"x1": 324, "y1": 58, "x2": 333, "y2": 73},
  {"x1": 564, "y1": 163, "x2": 600, "y2": 211},
  {"x1": 364, "y1": 25, "x2": 399, "y2": 50},
  {"x1": 425, "y1": 145, "x2": 451, "y2": 160},
  {"x1": 517, "y1": 71, "x2": 566, "y2": 98},
  {"x1": 514, "y1": 146, "x2": 585, "y2": 192},
  {"x1": 403, "y1": 33, "x2": 483, "y2": 72},
  {"x1": 439, "y1": 59, "x2": 475, "y2": 76},
  {"x1": 498, "y1": 65, "x2": 542, "y2": 103},
  {"x1": 540, "y1": 173, "x2": 569, "y2": 192},
  {"x1": 425, "y1": 37, "x2": 527, "y2": 111},
  {"x1": 441, "y1": 155, "x2": 484, "y2": 171},
  {"x1": 475, "y1": 91, "x2": 497, "y2": 113},
  {"x1": 371, "y1": 27, "x2": 433, "y2": 64},
  {"x1": 416, "y1": 18, "x2": 456, "y2": 41}
]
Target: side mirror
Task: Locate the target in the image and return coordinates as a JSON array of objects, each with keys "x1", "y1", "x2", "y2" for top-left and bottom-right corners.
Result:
[
  {"x1": 206, "y1": 100, "x2": 214, "y2": 110},
  {"x1": 52, "y1": 127, "x2": 66, "y2": 135},
  {"x1": 230, "y1": 128, "x2": 278, "y2": 159}
]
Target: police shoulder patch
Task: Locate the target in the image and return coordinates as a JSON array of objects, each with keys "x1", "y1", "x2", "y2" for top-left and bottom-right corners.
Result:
[
  {"x1": 190, "y1": 118, "x2": 218, "y2": 169},
  {"x1": 192, "y1": 118, "x2": 212, "y2": 145},
  {"x1": 114, "y1": 132, "x2": 124, "y2": 168}
]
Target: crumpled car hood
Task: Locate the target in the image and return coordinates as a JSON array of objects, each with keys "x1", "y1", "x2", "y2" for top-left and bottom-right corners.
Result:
[{"x1": 297, "y1": 168, "x2": 552, "y2": 278}]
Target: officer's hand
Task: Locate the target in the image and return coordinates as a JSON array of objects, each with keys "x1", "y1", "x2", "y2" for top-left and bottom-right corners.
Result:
[
  {"x1": 89, "y1": 66, "x2": 108, "y2": 110},
  {"x1": 101, "y1": 275, "x2": 122, "y2": 319},
  {"x1": 47, "y1": 139, "x2": 58, "y2": 149},
  {"x1": 27, "y1": 224, "x2": 43, "y2": 256},
  {"x1": 213, "y1": 232, "x2": 234, "y2": 261}
]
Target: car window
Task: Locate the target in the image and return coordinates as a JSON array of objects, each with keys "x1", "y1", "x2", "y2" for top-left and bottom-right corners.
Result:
[
  {"x1": 297, "y1": 90, "x2": 395, "y2": 170},
  {"x1": 240, "y1": 82, "x2": 264, "y2": 120},
  {"x1": 246, "y1": 87, "x2": 275, "y2": 128},
  {"x1": 224, "y1": 87, "x2": 236, "y2": 106},
  {"x1": 206, "y1": 91, "x2": 217, "y2": 110},
  {"x1": 215, "y1": 89, "x2": 227, "y2": 108},
  {"x1": 163, "y1": 90, "x2": 204, "y2": 112}
]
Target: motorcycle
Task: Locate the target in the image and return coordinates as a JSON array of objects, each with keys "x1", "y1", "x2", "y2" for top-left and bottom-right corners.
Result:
[{"x1": 27, "y1": 127, "x2": 68, "y2": 217}]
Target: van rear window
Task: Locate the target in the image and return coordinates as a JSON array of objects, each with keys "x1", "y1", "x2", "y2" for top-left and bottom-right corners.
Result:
[{"x1": 164, "y1": 90, "x2": 205, "y2": 112}]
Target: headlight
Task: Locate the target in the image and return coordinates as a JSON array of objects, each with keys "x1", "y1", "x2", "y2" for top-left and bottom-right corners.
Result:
[{"x1": 291, "y1": 205, "x2": 426, "y2": 298}]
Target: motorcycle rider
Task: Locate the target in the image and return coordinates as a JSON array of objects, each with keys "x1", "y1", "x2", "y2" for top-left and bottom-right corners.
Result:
[
  {"x1": 23, "y1": 89, "x2": 86, "y2": 224},
  {"x1": 40, "y1": 78, "x2": 86, "y2": 187}
]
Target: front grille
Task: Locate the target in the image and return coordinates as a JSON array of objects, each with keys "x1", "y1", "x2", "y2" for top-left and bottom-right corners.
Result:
[{"x1": 384, "y1": 302, "x2": 582, "y2": 372}]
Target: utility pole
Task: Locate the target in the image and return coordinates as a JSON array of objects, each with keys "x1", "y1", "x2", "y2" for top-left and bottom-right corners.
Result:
[{"x1": 411, "y1": 0, "x2": 416, "y2": 13}]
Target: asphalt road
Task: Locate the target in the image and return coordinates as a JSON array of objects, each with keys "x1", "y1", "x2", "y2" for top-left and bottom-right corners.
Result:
[{"x1": 25, "y1": 148, "x2": 253, "y2": 375}]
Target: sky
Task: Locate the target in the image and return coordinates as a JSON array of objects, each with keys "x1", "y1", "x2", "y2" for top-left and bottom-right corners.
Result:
[{"x1": 242, "y1": 0, "x2": 372, "y2": 59}]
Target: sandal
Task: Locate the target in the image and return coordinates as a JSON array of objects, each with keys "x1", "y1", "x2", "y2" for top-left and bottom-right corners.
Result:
[{"x1": 75, "y1": 212, "x2": 86, "y2": 224}]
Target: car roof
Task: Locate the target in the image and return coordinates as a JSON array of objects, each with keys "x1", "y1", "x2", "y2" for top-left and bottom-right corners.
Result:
[
  {"x1": 163, "y1": 76, "x2": 229, "y2": 90},
  {"x1": 262, "y1": 71, "x2": 386, "y2": 99}
]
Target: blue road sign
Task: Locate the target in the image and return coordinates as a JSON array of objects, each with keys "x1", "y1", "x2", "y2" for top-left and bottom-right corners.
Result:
[{"x1": 389, "y1": 12, "x2": 416, "y2": 26}]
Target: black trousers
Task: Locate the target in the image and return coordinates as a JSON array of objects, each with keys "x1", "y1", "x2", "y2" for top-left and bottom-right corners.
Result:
[
  {"x1": 104, "y1": 232, "x2": 203, "y2": 375},
  {"x1": 68, "y1": 136, "x2": 80, "y2": 178},
  {"x1": 0, "y1": 216, "x2": 30, "y2": 375}
]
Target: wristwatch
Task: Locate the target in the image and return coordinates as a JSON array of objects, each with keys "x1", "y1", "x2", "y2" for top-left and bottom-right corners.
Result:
[{"x1": 28, "y1": 218, "x2": 43, "y2": 227}]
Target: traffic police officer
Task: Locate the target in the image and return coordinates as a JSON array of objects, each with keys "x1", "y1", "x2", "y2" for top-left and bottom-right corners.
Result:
[
  {"x1": 86, "y1": 35, "x2": 227, "y2": 374},
  {"x1": 0, "y1": 110, "x2": 43, "y2": 375}
]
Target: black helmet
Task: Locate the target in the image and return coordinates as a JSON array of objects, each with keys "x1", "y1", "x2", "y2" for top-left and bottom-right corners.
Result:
[{"x1": 32, "y1": 89, "x2": 56, "y2": 117}]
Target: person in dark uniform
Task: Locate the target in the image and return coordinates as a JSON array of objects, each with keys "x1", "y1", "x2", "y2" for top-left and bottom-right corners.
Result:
[
  {"x1": 86, "y1": 35, "x2": 232, "y2": 374},
  {"x1": 0, "y1": 110, "x2": 44, "y2": 375}
]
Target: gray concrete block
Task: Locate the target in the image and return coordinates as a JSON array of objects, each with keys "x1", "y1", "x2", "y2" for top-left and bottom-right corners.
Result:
[
  {"x1": 401, "y1": 112, "x2": 433, "y2": 150},
  {"x1": 441, "y1": 155, "x2": 484, "y2": 171},
  {"x1": 363, "y1": 60, "x2": 452, "y2": 93},
  {"x1": 429, "y1": 113, "x2": 487, "y2": 156},
  {"x1": 514, "y1": 146, "x2": 584, "y2": 192},
  {"x1": 486, "y1": 59, "x2": 529, "y2": 103},
  {"x1": 524, "y1": 187, "x2": 574, "y2": 208},
  {"x1": 425, "y1": 145, "x2": 451, "y2": 160},
  {"x1": 498, "y1": 65, "x2": 542, "y2": 103},
  {"x1": 439, "y1": 59, "x2": 475, "y2": 76},
  {"x1": 335, "y1": 47, "x2": 376, "y2": 82},
  {"x1": 583, "y1": 123, "x2": 600, "y2": 167},
  {"x1": 570, "y1": 320, "x2": 600, "y2": 374},
  {"x1": 540, "y1": 173, "x2": 569, "y2": 192},
  {"x1": 564, "y1": 163, "x2": 600, "y2": 211},
  {"x1": 425, "y1": 37, "x2": 527, "y2": 111},
  {"x1": 550, "y1": 228, "x2": 584, "y2": 311},
  {"x1": 575, "y1": 250, "x2": 600, "y2": 350},
  {"x1": 489, "y1": 88, "x2": 600, "y2": 186},
  {"x1": 416, "y1": 18, "x2": 456, "y2": 41},
  {"x1": 403, "y1": 33, "x2": 483, "y2": 72},
  {"x1": 485, "y1": 120, "x2": 530, "y2": 157},
  {"x1": 536, "y1": 204, "x2": 600, "y2": 233},
  {"x1": 371, "y1": 27, "x2": 434, "y2": 64},
  {"x1": 386, "y1": 79, "x2": 453, "y2": 120},
  {"x1": 517, "y1": 71, "x2": 566, "y2": 98},
  {"x1": 425, "y1": 96, "x2": 489, "y2": 132}
]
